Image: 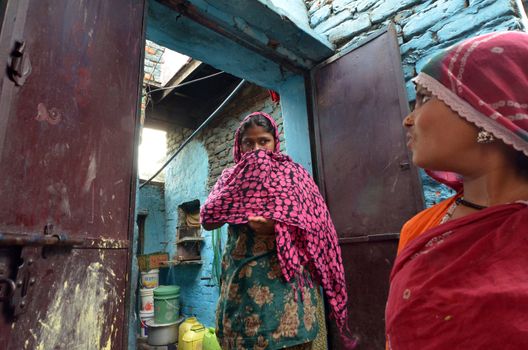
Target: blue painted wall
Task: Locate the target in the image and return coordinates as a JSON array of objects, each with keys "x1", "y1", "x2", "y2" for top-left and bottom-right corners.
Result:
[
  {"x1": 163, "y1": 140, "x2": 220, "y2": 326},
  {"x1": 147, "y1": 0, "x2": 292, "y2": 91},
  {"x1": 138, "y1": 182, "x2": 167, "y2": 254},
  {"x1": 279, "y1": 74, "x2": 313, "y2": 173}
]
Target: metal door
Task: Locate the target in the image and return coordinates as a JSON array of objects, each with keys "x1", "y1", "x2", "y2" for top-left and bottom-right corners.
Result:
[
  {"x1": 0, "y1": 1, "x2": 145, "y2": 349},
  {"x1": 310, "y1": 26, "x2": 424, "y2": 349}
]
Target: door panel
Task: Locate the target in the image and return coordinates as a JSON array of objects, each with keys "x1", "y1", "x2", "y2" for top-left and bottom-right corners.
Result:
[
  {"x1": 310, "y1": 27, "x2": 424, "y2": 349},
  {"x1": 0, "y1": 0, "x2": 145, "y2": 348}
]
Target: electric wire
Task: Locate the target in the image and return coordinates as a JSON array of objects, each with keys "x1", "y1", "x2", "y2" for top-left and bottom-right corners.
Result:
[
  {"x1": 139, "y1": 78, "x2": 247, "y2": 188},
  {"x1": 143, "y1": 71, "x2": 226, "y2": 96}
]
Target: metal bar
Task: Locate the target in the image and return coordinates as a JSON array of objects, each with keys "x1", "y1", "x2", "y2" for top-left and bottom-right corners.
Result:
[
  {"x1": 0, "y1": 232, "x2": 130, "y2": 249},
  {"x1": 338, "y1": 232, "x2": 400, "y2": 244},
  {"x1": 140, "y1": 78, "x2": 247, "y2": 188},
  {"x1": 0, "y1": 232, "x2": 84, "y2": 246}
]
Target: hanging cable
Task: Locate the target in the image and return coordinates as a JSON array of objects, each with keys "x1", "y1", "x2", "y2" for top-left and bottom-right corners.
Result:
[
  {"x1": 143, "y1": 71, "x2": 226, "y2": 96},
  {"x1": 140, "y1": 79, "x2": 247, "y2": 188}
]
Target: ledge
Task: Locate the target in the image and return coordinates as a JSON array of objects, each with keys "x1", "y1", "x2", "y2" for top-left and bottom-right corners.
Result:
[{"x1": 160, "y1": 259, "x2": 204, "y2": 266}]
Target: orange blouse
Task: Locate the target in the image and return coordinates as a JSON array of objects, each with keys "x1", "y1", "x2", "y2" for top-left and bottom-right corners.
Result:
[{"x1": 397, "y1": 195, "x2": 458, "y2": 254}]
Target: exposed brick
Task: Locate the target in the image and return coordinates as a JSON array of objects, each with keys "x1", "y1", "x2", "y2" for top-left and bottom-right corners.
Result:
[{"x1": 145, "y1": 46, "x2": 156, "y2": 55}]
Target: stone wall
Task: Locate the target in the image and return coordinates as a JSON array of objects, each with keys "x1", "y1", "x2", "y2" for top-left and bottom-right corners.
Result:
[{"x1": 307, "y1": 0, "x2": 524, "y2": 100}]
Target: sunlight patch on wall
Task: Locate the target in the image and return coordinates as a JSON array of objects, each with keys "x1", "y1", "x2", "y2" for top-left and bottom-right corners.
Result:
[{"x1": 139, "y1": 127, "x2": 167, "y2": 182}]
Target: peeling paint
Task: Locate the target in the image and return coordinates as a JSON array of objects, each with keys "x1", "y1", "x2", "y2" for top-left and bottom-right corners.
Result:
[
  {"x1": 34, "y1": 260, "x2": 117, "y2": 350},
  {"x1": 35, "y1": 103, "x2": 62, "y2": 125},
  {"x1": 83, "y1": 152, "x2": 97, "y2": 193},
  {"x1": 46, "y1": 181, "x2": 72, "y2": 218}
]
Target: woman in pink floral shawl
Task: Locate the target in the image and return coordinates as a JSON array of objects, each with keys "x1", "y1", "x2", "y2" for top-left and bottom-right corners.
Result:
[{"x1": 201, "y1": 112, "x2": 353, "y2": 349}]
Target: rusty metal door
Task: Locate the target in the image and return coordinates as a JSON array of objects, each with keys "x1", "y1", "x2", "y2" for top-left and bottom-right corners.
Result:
[
  {"x1": 310, "y1": 26, "x2": 424, "y2": 349},
  {"x1": 0, "y1": 1, "x2": 145, "y2": 349}
]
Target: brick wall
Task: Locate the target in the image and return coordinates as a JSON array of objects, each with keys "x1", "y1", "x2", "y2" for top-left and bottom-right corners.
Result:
[
  {"x1": 166, "y1": 83, "x2": 283, "y2": 190},
  {"x1": 144, "y1": 40, "x2": 165, "y2": 86}
]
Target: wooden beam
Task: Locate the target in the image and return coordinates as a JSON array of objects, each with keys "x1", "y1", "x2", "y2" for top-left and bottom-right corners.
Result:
[{"x1": 157, "y1": 59, "x2": 203, "y2": 102}]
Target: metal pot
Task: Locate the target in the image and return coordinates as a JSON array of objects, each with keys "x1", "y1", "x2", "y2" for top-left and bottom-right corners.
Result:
[{"x1": 146, "y1": 318, "x2": 182, "y2": 346}]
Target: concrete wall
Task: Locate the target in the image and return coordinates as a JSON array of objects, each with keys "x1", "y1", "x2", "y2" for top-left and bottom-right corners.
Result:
[
  {"x1": 306, "y1": 0, "x2": 526, "y2": 206},
  {"x1": 162, "y1": 139, "x2": 218, "y2": 325},
  {"x1": 137, "y1": 182, "x2": 167, "y2": 254}
]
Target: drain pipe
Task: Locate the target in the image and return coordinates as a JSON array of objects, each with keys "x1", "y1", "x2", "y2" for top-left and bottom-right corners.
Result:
[{"x1": 140, "y1": 79, "x2": 247, "y2": 188}]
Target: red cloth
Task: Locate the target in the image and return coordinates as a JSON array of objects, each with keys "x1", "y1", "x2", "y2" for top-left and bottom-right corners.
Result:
[
  {"x1": 414, "y1": 31, "x2": 528, "y2": 190},
  {"x1": 202, "y1": 113, "x2": 352, "y2": 341},
  {"x1": 386, "y1": 202, "x2": 528, "y2": 349}
]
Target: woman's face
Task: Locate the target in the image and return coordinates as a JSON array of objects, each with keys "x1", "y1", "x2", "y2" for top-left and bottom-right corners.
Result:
[
  {"x1": 403, "y1": 85, "x2": 480, "y2": 172},
  {"x1": 240, "y1": 125, "x2": 276, "y2": 154}
]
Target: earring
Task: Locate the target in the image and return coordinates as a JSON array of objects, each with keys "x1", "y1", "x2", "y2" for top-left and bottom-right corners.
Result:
[{"x1": 477, "y1": 129, "x2": 495, "y2": 143}]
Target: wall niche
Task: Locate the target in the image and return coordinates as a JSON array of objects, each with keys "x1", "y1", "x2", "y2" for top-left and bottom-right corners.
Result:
[{"x1": 175, "y1": 199, "x2": 204, "y2": 264}]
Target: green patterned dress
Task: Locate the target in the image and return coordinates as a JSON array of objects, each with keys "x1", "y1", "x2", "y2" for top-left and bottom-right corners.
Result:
[{"x1": 216, "y1": 224, "x2": 319, "y2": 350}]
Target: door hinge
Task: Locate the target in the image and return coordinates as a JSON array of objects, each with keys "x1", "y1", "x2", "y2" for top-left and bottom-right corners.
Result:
[{"x1": 8, "y1": 40, "x2": 32, "y2": 86}]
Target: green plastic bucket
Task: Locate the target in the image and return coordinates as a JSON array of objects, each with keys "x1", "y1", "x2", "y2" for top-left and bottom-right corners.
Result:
[{"x1": 153, "y1": 285, "x2": 180, "y2": 324}]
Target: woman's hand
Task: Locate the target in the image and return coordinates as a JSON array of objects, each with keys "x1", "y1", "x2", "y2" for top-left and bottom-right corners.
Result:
[{"x1": 247, "y1": 216, "x2": 275, "y2": 235}]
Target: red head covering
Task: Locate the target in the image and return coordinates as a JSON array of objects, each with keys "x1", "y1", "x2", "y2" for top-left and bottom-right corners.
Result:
[{"x1": 415, "y1": 31, "x2": 528, "y2": 188}]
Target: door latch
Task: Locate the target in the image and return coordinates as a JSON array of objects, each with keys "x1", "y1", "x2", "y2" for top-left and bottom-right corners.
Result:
[
  {"x1": 0, "y1": 224, "x2": 84, "y2": 316},
  {"x1": 8, "y1": 41, "x2": 32, "y2": 86}
]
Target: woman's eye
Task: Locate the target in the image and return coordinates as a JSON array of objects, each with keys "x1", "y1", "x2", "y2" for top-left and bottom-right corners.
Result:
[
  {"x1": 414, "y1": 92, "x2": 431, "y2": 108},
  {"x1": 259, "y1": 139, "x2": 269, "y2": 145}
]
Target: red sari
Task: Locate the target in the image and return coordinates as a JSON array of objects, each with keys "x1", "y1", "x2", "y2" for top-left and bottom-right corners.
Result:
[{"x1": 386, "y1": 201, "x2": 528, "y2": 349}]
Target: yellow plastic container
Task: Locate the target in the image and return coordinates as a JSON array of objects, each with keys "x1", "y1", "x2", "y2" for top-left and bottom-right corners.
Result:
[
  {"x1": 181, "y1": 324, "x2": 206, "y2": 350},
  {"x1": 178, "y1": 317, "x2": 201, "y2": 345}
]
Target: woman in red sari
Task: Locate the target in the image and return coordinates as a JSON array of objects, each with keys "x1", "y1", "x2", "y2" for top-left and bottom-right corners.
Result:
[{"x1": 386, "y1": 31, "x2": 528, "y2": 349}]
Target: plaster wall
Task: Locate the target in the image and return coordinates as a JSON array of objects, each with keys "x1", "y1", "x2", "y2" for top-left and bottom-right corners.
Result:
[
  {"x1": 137, "y1": 182, "x2": 167, "y2": 254},
  {"x1": 163, "y1": 140, "x2": 216, "y2": 324}
]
